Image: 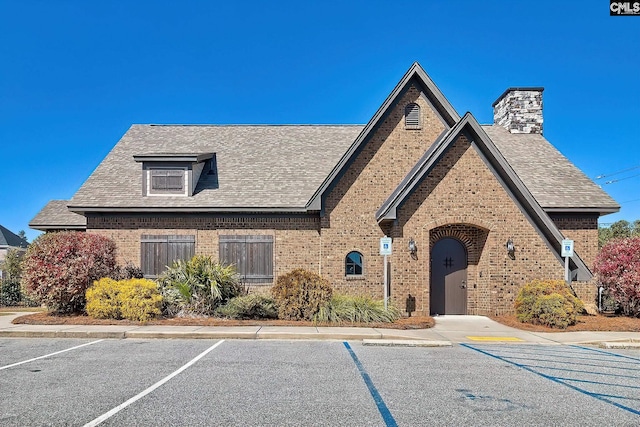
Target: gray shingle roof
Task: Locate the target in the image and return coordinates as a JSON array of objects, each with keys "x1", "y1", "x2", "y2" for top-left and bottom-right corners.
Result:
[
  {"x1": 0, "y1": 225, "x2": 28, "y2": 248},
  {"x1": 66, "y1": 123, "x2": 617, "y2": 215},
  {"x1": 69, "y1": 125, "x2": 364, "y2": 211},
  {"x1": 29, "y1": 200, "x2": 87, "y2": 230},
  {"x1": 483, "y1": 125, "x2": 619, "y2": 212}
]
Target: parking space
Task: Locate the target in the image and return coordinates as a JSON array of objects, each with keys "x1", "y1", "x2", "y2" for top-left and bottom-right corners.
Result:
[
  {"x1": 0, "y1": 339, "x2": 639, "y2": 426},
  {"x1": 462, "y1": 344, "x2": 640, "y2": 418}
]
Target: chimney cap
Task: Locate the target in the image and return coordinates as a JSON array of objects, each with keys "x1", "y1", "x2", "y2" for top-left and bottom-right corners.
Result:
[{"x1": 492, "y1": 87, "x2": 544, "y2": 108}]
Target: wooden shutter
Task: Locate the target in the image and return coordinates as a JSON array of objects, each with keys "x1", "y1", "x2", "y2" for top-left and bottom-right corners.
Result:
[
  {"x1": 219, "y1": 235, "x2": 273, "y2": 284},
  {"x1": 405, "y1": 103, "x2": 420, "y2": 129},
  {"x1": 151, "y1": 170, "x2": 185, "y2": 192},
  {"x1": 141, "y1": 235, "x2": 195, "y2": 278}
]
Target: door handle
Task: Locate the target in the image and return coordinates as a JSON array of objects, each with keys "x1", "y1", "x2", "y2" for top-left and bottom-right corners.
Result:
[{"x1": 461, "y1": 281, "x2": 466, "y2": 289}]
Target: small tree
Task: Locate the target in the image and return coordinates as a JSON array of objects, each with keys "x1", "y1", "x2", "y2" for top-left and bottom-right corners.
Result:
[
  {"x1": 594, "y1": 236, "x2": 640, "y2": 317},
  {"x1": 0, "y1": 249, "x2": 26, "y2": 307},
  {"x1": 21, "y1": 232, "x2": 117, "y2": 313},
  {"x1": 2, "y1": 248, "x2": 24, "y2": 280},
  {"x1": 598, "y1": 219, "x2": 640, "y2": 247}
]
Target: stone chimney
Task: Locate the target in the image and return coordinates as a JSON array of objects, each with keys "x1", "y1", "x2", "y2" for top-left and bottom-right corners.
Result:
[{"x1": 492, "y1": 87, "x2": 544, "y2": 134}]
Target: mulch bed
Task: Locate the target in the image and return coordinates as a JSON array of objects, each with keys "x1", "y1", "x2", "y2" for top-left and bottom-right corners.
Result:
[
  {"x1": 7, "y1": 310, "x2": 639, "y2": 332},
  {"x1": 490, "y1": 314, "x2": 640, "y2": 332},
  {"x1": 10, "y1": 311, "x2": 435, "y2": 330}
]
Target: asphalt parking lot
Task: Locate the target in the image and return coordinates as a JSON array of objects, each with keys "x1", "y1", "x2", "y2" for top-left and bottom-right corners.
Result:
[{"x1": 0, "y1": 338, "x2": 638, "y2": 426}]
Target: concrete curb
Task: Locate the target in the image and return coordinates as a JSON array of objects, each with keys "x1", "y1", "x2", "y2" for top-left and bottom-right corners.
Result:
[
  {"x1": 599, "y1": 341, "x2": 640, "y2": 349},
  {"x1": 363, "y1": 339, "x2": 452, "y2": 347}
]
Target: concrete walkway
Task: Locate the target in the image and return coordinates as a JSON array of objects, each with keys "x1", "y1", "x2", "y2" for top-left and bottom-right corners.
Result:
[{"x1": 0, "y1": 312, "x2": 638, "y2": 348}]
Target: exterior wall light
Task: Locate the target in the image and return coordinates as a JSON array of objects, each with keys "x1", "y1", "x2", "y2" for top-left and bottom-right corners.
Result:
[
  {"x1": 408, "y1": 238, "x2": 417, "y2": 258},
  {"x1": 506, "y1": 238, "x2": 515, "y2": 258}
]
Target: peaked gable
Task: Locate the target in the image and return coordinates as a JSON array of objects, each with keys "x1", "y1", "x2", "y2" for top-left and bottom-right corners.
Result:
[
  {"x1": 377, "y1": 112, "x2": 593, "y2": 281},
  {"x1": 306, "y1": 62, "x2": 460, "y2": 211},
  {"x1": 0, "y1": 225, "x2": 27, "y2": 248}
]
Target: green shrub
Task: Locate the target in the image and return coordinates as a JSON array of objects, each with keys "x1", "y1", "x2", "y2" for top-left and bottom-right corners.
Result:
[
  {"x1": 515, "y1": 279, "x2": 584, "y2": 328},
  {"x1": 314, "y1": 294, "x2": 401, "y2": 324},
  {"x1": 21, "y1": 232, "x2": 117, "y2": 313},
  {"x1": 0, "y1": 279, "x2": 22, "y2": 306},
  {"x1": 86, "y1": 278, "x2": 162, "y2": 322},
  {"x1": 110, "y1": 263, "x2": 144, "y2": 280},
  {"x1": 215, "y1": 293, "x2": 278, "y2": 319},
  {"x1": 157, "y1": 256, "x2": 242, "y2": 316},
  {"x1": 271, "y1": 269, "x2": 332, "y2": 320}
]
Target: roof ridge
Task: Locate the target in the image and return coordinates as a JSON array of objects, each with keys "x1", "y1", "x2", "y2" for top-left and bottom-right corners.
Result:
[{"x1": 142, "y1": 124, "x2": 366, "y2": 127}]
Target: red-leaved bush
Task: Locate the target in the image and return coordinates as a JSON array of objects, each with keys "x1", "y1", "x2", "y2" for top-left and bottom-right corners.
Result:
[
  {"x1": 21, "y1": 232, "x2": 117, "y2": 313},
  {"x1": 593, "y1": 236, "x2": 640, "y2": 317}
]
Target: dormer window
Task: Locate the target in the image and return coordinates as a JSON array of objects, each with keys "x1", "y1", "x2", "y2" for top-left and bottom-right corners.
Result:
[
  {"x1": 405, "y1": 103, "x2": 421, "y2": 129},
  {"x1": 134, "y1": 152, "x2": 214, "y2": 197}
]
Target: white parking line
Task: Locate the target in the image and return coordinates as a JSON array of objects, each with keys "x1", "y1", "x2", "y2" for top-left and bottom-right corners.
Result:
[
  {"x1": 83, "y1": 339, "x2": 225, "y2": 427},
  {"x1": 0, "y1": 339, "x2": 105, "y2": 371}
]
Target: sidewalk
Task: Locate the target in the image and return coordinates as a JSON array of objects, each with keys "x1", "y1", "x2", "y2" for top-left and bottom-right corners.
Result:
[{"x1": 1, "y1": 312, "x2": 638, "y2": 348}]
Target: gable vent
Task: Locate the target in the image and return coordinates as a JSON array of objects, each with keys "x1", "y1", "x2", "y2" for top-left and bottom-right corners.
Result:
[{"x1": 405, "y1": 103, "x2": 421, "y2": 129}]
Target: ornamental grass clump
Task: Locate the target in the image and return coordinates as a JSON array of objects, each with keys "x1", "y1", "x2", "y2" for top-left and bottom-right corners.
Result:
[
  {"x1": 158, "y1": 255, "x2": 242, "y2": 316},
  {"x1": 86, "y1": 278, "x2": 162, "y2": 322},
  {"x1": 215, "y1": 293, "x2": 278, "y2": 320},
  {"x1": 313, "y1": 294, "x2": 400, "y2": 324},
  {"x1": 515, "y1": 279, "x2": 584, "y2": 329},
  {"x1": 271, "y1": 269, "x2": 332, "y2": 321}
]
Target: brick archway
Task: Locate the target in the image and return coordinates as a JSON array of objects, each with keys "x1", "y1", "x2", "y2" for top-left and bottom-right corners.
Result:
[{"x1": 429, "y1": 224, "x2": 489, "y2": 265}]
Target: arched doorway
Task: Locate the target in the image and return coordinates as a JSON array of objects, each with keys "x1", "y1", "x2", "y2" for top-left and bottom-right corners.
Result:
[{"x1": 430, "y1": 237, "x2": 468, "y2": 315}]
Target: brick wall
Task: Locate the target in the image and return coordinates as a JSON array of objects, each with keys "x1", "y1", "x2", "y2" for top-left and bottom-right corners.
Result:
[
  {"x1": 320, "y1": 82, "x2": 447, "y2": 298},
  {"x1": 392, "y1": 135, "x2": 566, "y2": 316},
  {"x1": 549, "y1": 213, "x2": 600, "y2": 310},
  {"x1": 88, "y1": 214, "x2": 321, "y2": 288}
]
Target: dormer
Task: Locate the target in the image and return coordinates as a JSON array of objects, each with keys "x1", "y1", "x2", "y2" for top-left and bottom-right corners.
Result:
[{"x1": 133, "y1": 152, "x2": 214, "y2": 197}]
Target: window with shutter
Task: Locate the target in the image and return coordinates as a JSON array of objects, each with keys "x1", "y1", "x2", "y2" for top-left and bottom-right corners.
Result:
[
  {"x1": 405, "y1": 103, "x2": 421, "y2": 129},
  {"x1": 141, "y1": 235, "x2": 195, "y2": 278},
  {"x1": 149, "y1": 169, "x2": 186, "y2": 195},
  {"x1": 219, "y1": 235, "x2": 274, "y2": 284}
]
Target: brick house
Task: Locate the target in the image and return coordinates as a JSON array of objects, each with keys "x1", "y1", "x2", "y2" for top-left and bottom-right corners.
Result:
[{"x1": 31, "y1": 63, "x2": 618, "y2": 316}]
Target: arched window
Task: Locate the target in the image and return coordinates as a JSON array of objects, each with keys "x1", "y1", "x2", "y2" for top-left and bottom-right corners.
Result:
[
  {"x1": 405, "y1": 103, "x2": 421, "y2": 129},
  {"x1": 345, "y1": 251, "x2": 363, "y2": 276}
]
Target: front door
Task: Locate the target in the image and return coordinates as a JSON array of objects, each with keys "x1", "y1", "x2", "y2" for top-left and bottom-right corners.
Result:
[{"x1": 430, "y1": 238, "x2": 468, "y2": 315}]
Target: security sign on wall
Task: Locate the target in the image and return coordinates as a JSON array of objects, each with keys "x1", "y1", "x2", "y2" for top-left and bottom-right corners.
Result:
[
  {"x1": 561, "y1": 239, "x2": 574, "y2": 258},
  {"x1": 380, "y1": 236, "x2": 392, "y2": 256}
]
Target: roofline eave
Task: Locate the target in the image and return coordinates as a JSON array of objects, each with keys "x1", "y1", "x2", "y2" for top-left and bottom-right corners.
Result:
[
  {"x1": 543, "y1": 207, "x2": 620, "y2": 215},
  {"x1": 68, "y1": 206, "x2": 314, "y2": 215}
]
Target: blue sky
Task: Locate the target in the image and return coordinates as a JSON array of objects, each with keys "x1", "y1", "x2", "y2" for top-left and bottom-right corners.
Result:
[{"x1": 1, "y1": 0, "x2": 638, "y2": 242}]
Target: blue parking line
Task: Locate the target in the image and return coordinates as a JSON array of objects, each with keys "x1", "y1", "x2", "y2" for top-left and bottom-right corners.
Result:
[
  {"x1": 572, "y1": 345, "x2": 640, "y2": 362},
  {"x1": 343, "y1": 342, "x2": 397, "y2": 427},
  {"x1": 485, "y1": 355, "x2": 640, "y2": 370},
  {"x1": 518, "y1": 363, "x2": 640, "y2": 380},
  {"x1": 554, "y1": 376, "x2": 640, "y2": 390},
  {"x1": 461, "y1": 344, "x2": 640, "y2": 417}
]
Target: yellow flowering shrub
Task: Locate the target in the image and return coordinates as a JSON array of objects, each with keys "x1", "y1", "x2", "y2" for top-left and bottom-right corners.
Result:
[
  {"x1": 86, "y1": 278, "x2": 162, "y2": 322},
  {"x1": 86, "y1": 278, "x2": 121, "y2": 319},
  {"x1": 119, "y1": 279, "x2": 163, "y2": 322}
]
